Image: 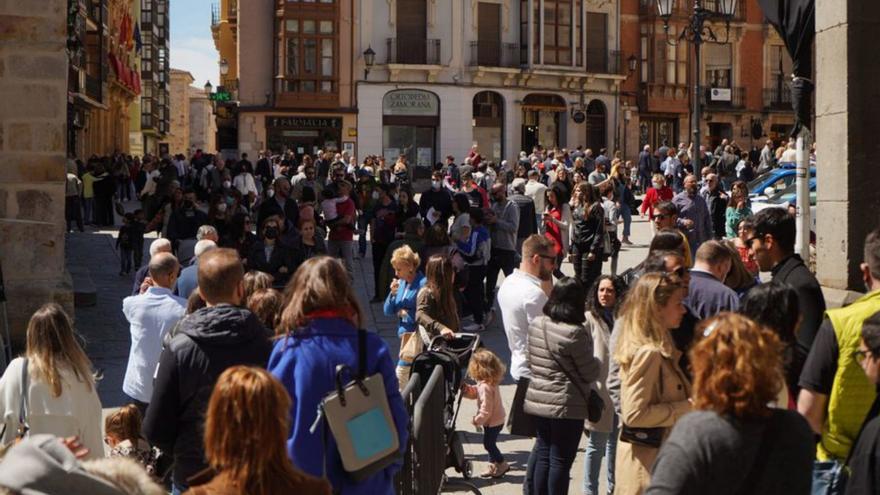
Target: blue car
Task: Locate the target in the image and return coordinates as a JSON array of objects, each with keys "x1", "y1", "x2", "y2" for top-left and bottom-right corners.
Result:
[{"x1": 747, "y1": 164, "x2": 816, "y2": 200}]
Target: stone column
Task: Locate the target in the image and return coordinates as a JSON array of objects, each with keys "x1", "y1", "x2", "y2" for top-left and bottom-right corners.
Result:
[
  {"x1": 0, "y1": 0, "x2": 71, "y2": 344},
  {"x1": 815, "y1": 1, "x2": 880, "y2": 297}
]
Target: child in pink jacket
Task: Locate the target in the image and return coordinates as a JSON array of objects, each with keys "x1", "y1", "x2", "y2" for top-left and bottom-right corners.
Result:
[{"x1": 462, "y1": 348, "x2": 509, "y2": 478}]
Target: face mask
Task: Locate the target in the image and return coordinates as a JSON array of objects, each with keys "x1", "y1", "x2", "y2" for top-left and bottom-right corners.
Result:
[
  {"x1": 652, "y1": 182, "x2": 661, "y2": 188},
  {"x1": 226, "y1": 196, "x2": 235, "y2": 206},
  {"x1": 393, "y1": 193, "x2": 399, "y2": 201},
  {"x1": 432, "y1": 180, "x2": 441, "y2": 190},
  {"x1": 182, "y1": 200, "x2": 194, "y2": 210},
  {"x1": 222, "y1": 180, "x2": 231, "y2": 189},
  {"x1": 372, "y1": 191, "x2": 380, "y2": 200},
  {"x1": 264, "y1": 226, "x2": 279, "y2": 239},
  {"x1": 217, "y1": 203, "x2": 227, "y2": 213},
  {"x1": 267, "y1": 188, "x2": 275, "y2": 198}
]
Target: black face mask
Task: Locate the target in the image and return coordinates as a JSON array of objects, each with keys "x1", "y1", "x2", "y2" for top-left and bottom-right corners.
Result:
[
  {"x1": 264, "y1": 226, "x2": 279, "y2": 239},
  {"x1": 182, "y1": 200, "x2": 194, "y2": 210}
]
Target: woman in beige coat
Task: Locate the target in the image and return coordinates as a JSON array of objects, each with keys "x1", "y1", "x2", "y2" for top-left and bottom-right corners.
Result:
[{"x1": 613, "y1": 273, "x2": 692, "y2": 495}]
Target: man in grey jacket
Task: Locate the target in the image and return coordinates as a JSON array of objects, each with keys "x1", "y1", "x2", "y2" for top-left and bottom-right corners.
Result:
[
  {"x1": 672, "y1": 174, "x2": 713, "y2": 253},
  {"x1": 486, "y1": 183, "x2": 521, "y2": 311}
]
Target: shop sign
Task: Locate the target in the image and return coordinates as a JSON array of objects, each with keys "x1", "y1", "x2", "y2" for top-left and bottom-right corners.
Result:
[
  {"x1": 710, "y1": 88, "x2": 732, "y2": 101},
  {"x1": 383, "y1": 90, "x2": 439, "y2": 116},
  {"x1": 267, "y1": 116, "x2": 342, "y2": 129}
]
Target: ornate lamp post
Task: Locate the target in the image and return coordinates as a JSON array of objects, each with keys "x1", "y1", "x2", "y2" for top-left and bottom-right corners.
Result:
[
  {"x1": 657, "y1": 0, "x2": 737, "y2": 172},
  {"x1": 363, "y1": 46, "x2": 376, "y2": 80}
]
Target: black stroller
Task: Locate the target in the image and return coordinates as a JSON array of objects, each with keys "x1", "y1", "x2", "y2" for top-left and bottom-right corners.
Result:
[{"x1": 410, "y1": 333, "x2": 482, "y2": 487}]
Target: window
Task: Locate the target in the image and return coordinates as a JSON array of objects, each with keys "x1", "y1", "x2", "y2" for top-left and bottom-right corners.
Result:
[
  {"x1": 769, "y1": 45, "x2": 792, "y2": 86},
  {"x1": 283, "y1": 17, "x2": 335, "y2": 94},
  {"x1": 543, "y1": 0, "x2": 573, "y2": 65},
  {"x1": 704, "y1": 43, "x2": 732, "y2": 88},
  {"x1": 640, "y1": 29, "x2": 648, "y2": 83}
]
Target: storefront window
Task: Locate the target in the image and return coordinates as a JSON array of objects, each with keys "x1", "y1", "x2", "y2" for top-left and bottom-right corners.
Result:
[{"x1": 383, "y1": 90, "x2": 440, "y2": 180}]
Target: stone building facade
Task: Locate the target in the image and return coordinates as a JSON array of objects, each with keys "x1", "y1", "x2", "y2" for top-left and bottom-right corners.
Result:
[
  {"x1": 0, "y1": 0, "x2": 71, "y2": 343},
  {"x1": 358, "y1": 0, "x2": 625, "y2": 183},
  {"x1": 167, "y1": 69, "x2": 194, "y2": 155},
  {"x1": 189, "y1": 86, "x2": 217, "y2": 154}
]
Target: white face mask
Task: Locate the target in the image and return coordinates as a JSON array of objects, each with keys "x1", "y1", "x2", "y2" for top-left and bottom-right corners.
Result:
[
  {"x1": 652, "y1": 182, "x2": 661, "y2": 188},
  {"x1": 432, "y1": 180, "x2": 441, "y2": 190},
  {"x1": 372, "y1": 191, "x2": 380, "y2": 200},
  {"x1": 217, "y1": 203, "x2": 227, "y2": 213},
  {"x1": 267, "y1": 189, "x2": 275, "y2": 198},
  {"x1": 393, "y1": 193, "x2": 399, "y2": 201},
  {"x1": 222, "y1": 180, "x2": 231, "y2": 189}
]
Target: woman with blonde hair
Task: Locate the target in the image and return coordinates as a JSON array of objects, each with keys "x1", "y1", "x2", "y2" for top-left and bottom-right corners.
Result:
[
  {"x1": 382, "y1": 245, "x2": 426, "y2": 389},
  {"x1": 613, "y1": 273, "x2": 692, "y2": 495},
  {"x1": 647, "y1": 314, "x2": 814, "y2": 494},
  {"x1": 0, "y1": 303, "x2": 103, "y2": 458},
  {"x1": 184, "y1": 366, "x2": 331, "y2": 495},
  {"x1": 268, "y1": 256, "x2": 408, "y2": 495}
]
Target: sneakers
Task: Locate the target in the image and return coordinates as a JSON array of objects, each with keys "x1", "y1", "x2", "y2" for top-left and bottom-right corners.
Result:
[
  {"x1": 462, "y1": 322, "x2": 485, "y2": 333},
  {"x1": 479, "y1": 461, "x2": 509, "y2": 478}
]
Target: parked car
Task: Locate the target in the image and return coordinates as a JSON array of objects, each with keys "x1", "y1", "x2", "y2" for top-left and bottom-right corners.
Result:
[
  {"x1": 752, "y1": 178, "x2": 817, "y2": 234},
  {"x1": 747, "y1": 164, "x2": 817, "y2": 201}
]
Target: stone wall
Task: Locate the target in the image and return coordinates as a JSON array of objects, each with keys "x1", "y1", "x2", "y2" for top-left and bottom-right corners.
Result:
[{"x1": 0, "y1": 0, "x2": 71, "y2": 345}]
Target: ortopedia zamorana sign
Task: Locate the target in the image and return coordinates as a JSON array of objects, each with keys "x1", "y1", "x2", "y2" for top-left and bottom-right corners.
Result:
[{"x1": 382, "y1": 90, "x2": 439, "y2": 116}]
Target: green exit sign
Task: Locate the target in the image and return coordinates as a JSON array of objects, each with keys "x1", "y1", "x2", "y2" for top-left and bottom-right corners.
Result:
[{"x1": 210, "y1": 91, "x2": 232, "y2": 102}]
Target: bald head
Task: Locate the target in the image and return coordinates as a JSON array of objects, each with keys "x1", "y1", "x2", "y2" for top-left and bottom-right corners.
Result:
[
  {"x1": 149, "y1": 238, "x2": 172, "y2": 257},
  {"x1": 197, "y1": 248, "x2": 245, "y2": 305},
  {"x1": 149, "y1": 253, "x2": 179, "y2": 289}
]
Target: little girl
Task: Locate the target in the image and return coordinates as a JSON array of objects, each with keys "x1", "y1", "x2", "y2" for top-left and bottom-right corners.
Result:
[
  {"x1": 105, "y1": 404, "x2": 160, "y2": 477},
  {"x1": 462, "y1": 348, "x2": 509, "y2": 478}
]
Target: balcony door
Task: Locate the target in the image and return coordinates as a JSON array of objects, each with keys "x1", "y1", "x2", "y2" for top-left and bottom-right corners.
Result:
[
  {"x1": 477, "y1": 3, "x2": 501, "y2": 66},
  {"x1": 396, "y1": 0, "x2": 427, "y2": 63},
  {"x1": 586, "y1": 12, "x2": 608, "y2": 72}
]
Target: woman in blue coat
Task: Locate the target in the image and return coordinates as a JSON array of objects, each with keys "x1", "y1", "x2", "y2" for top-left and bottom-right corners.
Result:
[
  {"x1": 268, "y1": 256, "x2": 409, "y2": 495},
  {"x1": 382, "y1": 245, "x2": 426, "y2": 390}
]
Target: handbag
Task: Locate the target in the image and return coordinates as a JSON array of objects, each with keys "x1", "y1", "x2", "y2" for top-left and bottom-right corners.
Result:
[
  {"x1": 398, "y1": 329, "x2": 423, "y2": 364},
  {"x1": 618, "y1": 425, "x2": 664, "y2": 448},
  {"x1": 310, "y1": 330, "x2": 400, "y2": 482},
  {"x1": 506, "y1": 378, "x2": 537, "y2": 438},
  {"x1": 539, "y1": 320, "x2": 605, "y2": 423}
]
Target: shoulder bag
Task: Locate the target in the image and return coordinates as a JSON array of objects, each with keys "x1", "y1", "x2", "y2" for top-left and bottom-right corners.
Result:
[
  {"x1": 310, "y1": 330, "x2": 400, "y2": 482},
  {"x1": 539, "y1": 320, "x2": 604, "y2": 423}
]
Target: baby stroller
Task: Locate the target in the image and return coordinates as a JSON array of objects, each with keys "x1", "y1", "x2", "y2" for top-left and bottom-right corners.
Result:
[{"x1": 410, "y1": 333, "x2": 482, "y2": 484}]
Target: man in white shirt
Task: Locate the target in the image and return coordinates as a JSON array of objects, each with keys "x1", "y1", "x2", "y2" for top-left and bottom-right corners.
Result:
[
  {"x1": 524, "y1": 170, "x2": 548, "y2": 232},
  {"x1": 497, "y1": 234, "x2": 554, "y2": 492},
  {"x1": 122, "y1": 252, "x2": 186, "y2": 415}
]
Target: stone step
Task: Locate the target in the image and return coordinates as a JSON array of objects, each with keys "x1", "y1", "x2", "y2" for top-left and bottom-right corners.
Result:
[{"x1": 69, "y1": 265, "x2": 96, "y2": 307}]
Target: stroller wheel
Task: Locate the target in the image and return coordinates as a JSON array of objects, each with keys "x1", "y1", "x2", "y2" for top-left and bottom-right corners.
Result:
[{"x1": 462, "y1": 460, "x2": 473, "y2": 479}]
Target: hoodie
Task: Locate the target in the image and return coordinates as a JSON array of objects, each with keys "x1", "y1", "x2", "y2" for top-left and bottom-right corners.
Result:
[{"x1": 143, "y1": 304, "x2": 272, "y2": 486}]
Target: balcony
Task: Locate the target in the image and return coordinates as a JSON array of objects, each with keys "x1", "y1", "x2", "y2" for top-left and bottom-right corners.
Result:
[
  {"x1": 764, "y1": 86, "x2": 792, "y2": 111},
  {"x1": 586, "y1": 49, "x2": 624, "y2": 75},
  {"x1": 639, "y1": 0, "x2": 745, "y2": 21},
  {"x1": 469, "y1": 41, "x2": 519, "y2": 68},
  {"x1": 702, "y1": 86, "x2": 746, "y2": 109},
  {"x1": 639, "y1": 82, "x2": 689, "y2": 114},
  {"x1": 211, "y1": 3, "x2": 220, "y2": 28},
  {"x1": 386, "y1": 38, "x2": 441, "y2": 65}
]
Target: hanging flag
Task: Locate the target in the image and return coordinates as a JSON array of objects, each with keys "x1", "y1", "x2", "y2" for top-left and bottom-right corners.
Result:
[
  {"x1": 134, "y1": 22, "x2": 142, "y2": 53},
  {"x1": 757, "y1": 0, "x2": 815, "y2": 136}
]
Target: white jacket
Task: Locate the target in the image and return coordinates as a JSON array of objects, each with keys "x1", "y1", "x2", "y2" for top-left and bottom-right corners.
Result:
[
  {"x1": 0, "y1": 358, "x2": 104, "y2": 459},
  {"x1": 233, "y1": 172, "x2": 258, "y2": 196}
]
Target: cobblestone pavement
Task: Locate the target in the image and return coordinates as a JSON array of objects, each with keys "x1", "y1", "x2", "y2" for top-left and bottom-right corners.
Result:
[{"x1": 66, "y1": 202, "x2": 653, "y2": 494}]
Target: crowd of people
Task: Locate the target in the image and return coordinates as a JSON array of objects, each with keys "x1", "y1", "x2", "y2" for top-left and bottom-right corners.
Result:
[{"x1": 12, "y1": 136, "x2": 880, "y2": 495}]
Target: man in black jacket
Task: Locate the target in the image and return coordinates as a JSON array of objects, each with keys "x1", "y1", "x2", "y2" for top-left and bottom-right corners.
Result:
[
  {"x1": 144, "y1": 248, "x2": 273, "y2": 493},
  {"x1": 419, "y1": 170, "x2": 453, "y2": 228},
  {"x1": 256, "y1": 176, "x2": 299, "y2": 231},
  {"x1": 745, "y1": 208, "x2": 826, "y2": 362}
]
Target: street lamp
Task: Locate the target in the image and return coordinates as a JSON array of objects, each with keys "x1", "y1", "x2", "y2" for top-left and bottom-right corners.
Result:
[
  {"x1": 204, "y1": 80, "x2": 213, "y2": 96},
  {"x1": 658, "y1": 0, "x2": 736, "y2": 172},
  {"x1": 627, "y1": 54, "x2": 638, "y2": 75},
  {"x1": 219, "y1": 59, "x2": 229, "y2": 76},
  {"x1": 363, "y1": 46, "x2": 376, "y2": 80}
]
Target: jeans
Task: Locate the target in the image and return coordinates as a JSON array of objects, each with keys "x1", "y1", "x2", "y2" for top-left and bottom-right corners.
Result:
[
  {"x1": 463, "y1": 265, "x2": 487, "y2": 324},
  {"x1": 357, "y1": 212, "x2": 370, "y2": 256},
  {"x1": 531, "y1": 416, "x2": 584, "y2": 495},
  {"x1": 619, "y1": 204, "x2": 632, "y2": 237},
  {"x1": 83, "y1": 197, "x2": 94, "y2": 224},
  {"x1": 372, "y1": 241, "x2": 390, "y2": 299},
  {"x1": 120, "y1": 247, "x2": 133, "y2": 273},
  {"x1": 583, "y1": 416, "x2": 618, "y2": 495},
  {"x1": 327, "y1": 239, "x2": 355, "y2": 280},
  {"x1": 485, "y1": 248, "x2": 516, "y2": 306},
  {"x1": 483, "y1": 424, "x2": 504, "y2": 463},
  {"x1": 572, "y1": 244, "x2": 603, "y2": 291}
]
